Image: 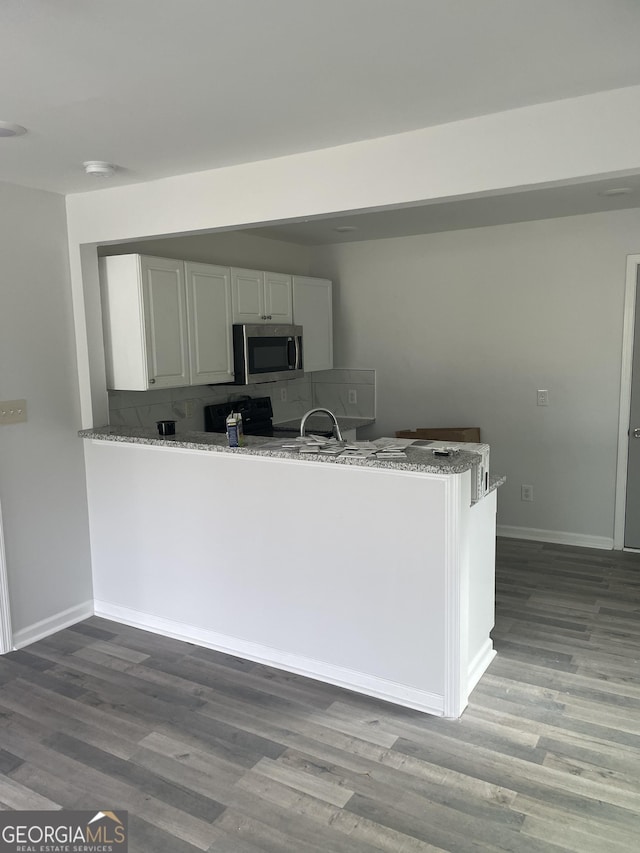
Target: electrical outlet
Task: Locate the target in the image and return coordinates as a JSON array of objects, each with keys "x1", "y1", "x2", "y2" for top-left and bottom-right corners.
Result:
[
  {"x1": 521, "y1": 484, "x2": 534, "y2": 502},
  {"x1": 184, "y1": 401, "x2": 194, "y2": 418},
  {"x1": 0, "y1": 399, "x2": 27, "y2": 425},
  {"x1": 537, "y1": 389, "x2": 549, "y2": 406},
  {"x1": 348, "y1": 389, "x2": 358, "y2": 405},
  {"x1": 280, "y1": 388, "x2": 287, "y2": 402}
]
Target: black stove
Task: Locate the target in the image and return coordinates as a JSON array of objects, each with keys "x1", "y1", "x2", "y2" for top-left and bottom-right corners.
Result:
[
  {"x1": 203, "y1": 396, "x2": 332, "y2": 438},
  {"x1": 204, "y1": 396, "x2": 276, "y2": 435}
]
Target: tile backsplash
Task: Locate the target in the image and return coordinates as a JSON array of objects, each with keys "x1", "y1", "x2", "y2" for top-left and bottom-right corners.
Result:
[
  {"x1": 108, "y1": 384, "x2": 240, "y2": 432},
  {"x1": 311, "y1": 369, "x2": 376, "y2": 420},
  {"x1": 107, "y1": 368, "x2": 376, "y2": 432}
]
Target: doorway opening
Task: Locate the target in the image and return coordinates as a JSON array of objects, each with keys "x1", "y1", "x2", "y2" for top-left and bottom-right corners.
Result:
[{"x1": 614, "y1": 254, "x2": 640, "y2": 549}]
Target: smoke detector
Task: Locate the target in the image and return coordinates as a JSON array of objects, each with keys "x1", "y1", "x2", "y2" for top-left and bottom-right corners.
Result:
[
  {"x1": 83, "y1": 160, "x2": 117, "y2": 178},
  {"x1": 0, "y1": 122, "x2": 27, "y2": 138}
]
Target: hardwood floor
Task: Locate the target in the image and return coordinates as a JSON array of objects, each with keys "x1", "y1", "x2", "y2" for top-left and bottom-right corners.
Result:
[{"x1": 1, "y1": 537, "x2": 639, "y2": 851}]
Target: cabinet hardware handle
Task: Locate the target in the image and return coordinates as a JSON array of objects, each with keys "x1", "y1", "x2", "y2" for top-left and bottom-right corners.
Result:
[
  {"x1": 267, "y1": 314, "x2": 272, "y2": 319},
  {"x1": 149, "y1": 378, "x2": 156, "y2": 384},
  {"x1": 634, "y1": 428, "x2": 640, "y2": 438}
]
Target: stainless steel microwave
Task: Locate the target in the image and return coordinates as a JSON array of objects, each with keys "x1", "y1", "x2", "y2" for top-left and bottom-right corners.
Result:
[{"x1": 232, "y1": 324, "x2": 303, "y2": 384}]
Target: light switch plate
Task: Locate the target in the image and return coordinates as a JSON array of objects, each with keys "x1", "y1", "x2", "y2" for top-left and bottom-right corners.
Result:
[{"x1": 0, "y1": 399, "x2": 27, "y2": 425}]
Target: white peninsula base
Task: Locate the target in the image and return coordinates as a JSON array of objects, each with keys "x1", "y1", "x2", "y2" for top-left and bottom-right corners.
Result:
[{"x1": 84, "y1": 439, "x2": 497, "y2": 718}]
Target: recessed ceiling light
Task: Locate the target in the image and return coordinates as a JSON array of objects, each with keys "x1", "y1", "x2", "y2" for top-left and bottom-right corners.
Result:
[
  {"x1": 599, "y1": 187, "x2": 633, "y2": 197},
  {"x1": 0, "y1": 121, "x2": 27, "y2": 138},
  {"x1": 333, "y1": 225, "x2": 358, "y2": 233},
  {"x1": 83, "y1": 160, "x2": 117, "y2": 178}
]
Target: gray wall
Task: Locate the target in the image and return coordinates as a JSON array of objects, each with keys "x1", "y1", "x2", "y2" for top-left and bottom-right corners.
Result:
[
  {"x1": 0, "y1": 181, "x2": 92, "y2": 634},
  {"x1": 311, "y1": 208, "x2": 640, "y2": 542}
]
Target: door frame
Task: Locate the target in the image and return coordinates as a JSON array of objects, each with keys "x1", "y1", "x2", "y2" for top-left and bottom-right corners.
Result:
[
  {"x1": 0, "y1": 497, "x2": 13, "y2": 653},
  {"x1": 614, "y1": 254, "x2": 640, "y2": 549}
]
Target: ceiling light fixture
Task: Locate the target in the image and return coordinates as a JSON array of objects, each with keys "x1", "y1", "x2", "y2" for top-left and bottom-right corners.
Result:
[
  {"x1": 0, "y1": 121, "x2": 27, "y2": 138},
  {"x1": 599, "y1": 187, "x2": 633, "y2": 197},
  {"x1": 83, "y1": 160, "x2": 117, "y2": 178},
  {"x1": 333, "y1": 225, "x2": 358, "y2": 233}
]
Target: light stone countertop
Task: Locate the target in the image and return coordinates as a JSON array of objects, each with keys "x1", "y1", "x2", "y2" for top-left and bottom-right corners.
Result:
[{"x1": 79, "y1": 425, "x2": 505, "y2": 494}]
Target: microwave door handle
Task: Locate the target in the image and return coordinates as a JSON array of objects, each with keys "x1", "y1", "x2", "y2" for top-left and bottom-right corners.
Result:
[{"x1": 287, "y1": 336, "x2": 301, "y2": 370}]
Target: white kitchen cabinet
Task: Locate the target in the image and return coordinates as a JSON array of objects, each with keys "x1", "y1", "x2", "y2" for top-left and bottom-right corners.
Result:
[
  {"x1": 231, "y1": 267, "x2": 293, "y2": 324},
  {"x1": 100, "y1": 255, "x2": 233, "y2": 390},
  {"x1": 100, "y1": 255, "x2": 189, "y2": 390},
  {"x1": 292, "y1": 276, "x2": 333, "y2": 372},
  {"x1": 185, "y1": 262, "x2": 234, "y2": 385}
]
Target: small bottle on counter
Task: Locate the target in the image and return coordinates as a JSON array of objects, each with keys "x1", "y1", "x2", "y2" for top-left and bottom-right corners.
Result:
[{"x1": 226, "y1": 411, "x2": 244, "y2": 447}]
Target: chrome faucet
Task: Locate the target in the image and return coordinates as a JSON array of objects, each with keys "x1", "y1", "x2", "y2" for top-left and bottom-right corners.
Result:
[{"x1": 300, "y1": 408, "x2": 343, "y2": 442}]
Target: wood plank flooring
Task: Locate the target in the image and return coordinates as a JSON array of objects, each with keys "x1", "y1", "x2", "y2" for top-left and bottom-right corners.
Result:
[{"x1": 1, "y1": 537, "x2": 639, "y2": 851}]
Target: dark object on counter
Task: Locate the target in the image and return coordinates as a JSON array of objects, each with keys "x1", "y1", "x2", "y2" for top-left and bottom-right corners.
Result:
[
  {"x1": 204, "y1": 396, "x2": 334, "y2": 438},
  {"x1": 156, "y1": 420, "x2": 176, "y2": 437},
  {"x1": 396, "y1": 427, "x2": 481, "y2": 443}
]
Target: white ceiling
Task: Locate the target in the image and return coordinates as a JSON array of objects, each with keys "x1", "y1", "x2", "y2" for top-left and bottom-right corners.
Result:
[
  {"x1": 3, "y1": 0, "x2": 640, "y2": 199},
  {"x1": 4, "y1": 0, "x2": 640, "y2": 246}
]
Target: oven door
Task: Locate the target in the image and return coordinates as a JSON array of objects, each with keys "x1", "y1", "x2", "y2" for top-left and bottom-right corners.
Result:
[{"x1": 234, "y1": 324, "x2": 303, "y2": 384}]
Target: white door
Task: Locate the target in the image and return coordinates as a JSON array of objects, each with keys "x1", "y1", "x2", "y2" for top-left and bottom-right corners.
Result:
[
  {"x1": 185, "y1": 262, "x2": 234, "y2": 385},
  {"x1": 264, "y1": 272, "x2": 293, "y2": 323},
  {"x1": 231, "y1": 268, "x2": 265, "y2": 323},
  {"x1": 292, "y1": 276, "x2": 333, "y2": 372},
  {"x1": 625, "y1": 268, "x2": 640, "y2": 547},
  {"x1": 141, "y1": 256, "x2": 190, "y2": 388}
]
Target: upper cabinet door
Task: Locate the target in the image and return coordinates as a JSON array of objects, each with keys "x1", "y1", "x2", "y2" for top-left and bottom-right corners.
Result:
[
  {"x1": 231, "y1": 268, "x2": 293, "y2": 324},
  {"x1": 185, "y1": 262, "x2": 234, "y2": 385},
  {"x1": 292, "y1": 276, "x2": 333, "y2": 372},
  {"x1": 141, "y1": 256, "x2": 190, "y2": 388},
  {"x1": 231, "y1": 268, "x2": 265, "y2": 323},
  {"x1": 264, "y1": 272, "x2": 293, "y2": 323}
]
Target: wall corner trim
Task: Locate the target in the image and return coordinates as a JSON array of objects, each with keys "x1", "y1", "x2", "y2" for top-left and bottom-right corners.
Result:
[
  {"x1": 12, "y1": 600, "x2": 95, "y2": 650},
  {"x1": 467, "y1": 639, "x2": 496, "y2": 696},
  {"x1": 0, "y1": 499, "x2": 13, "y2": 653}
]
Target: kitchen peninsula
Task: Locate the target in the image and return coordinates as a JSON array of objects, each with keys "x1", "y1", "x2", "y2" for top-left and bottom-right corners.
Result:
[{"x1": 80, "y1": 427, "x2": 503, "y2": 718}]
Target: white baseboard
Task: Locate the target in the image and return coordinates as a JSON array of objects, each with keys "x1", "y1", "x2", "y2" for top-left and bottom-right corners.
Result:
[
  {"x1": 94, "y1": 599, "x2": 445, "y2": 716},
  {"x1": 12, "y1": 600, "x2": 94, "y2": 650},
  {"x1": 497, "y1": 525, "x2": 613, "y2": 551},
  {"x1": 467, "y1": 639, "x2": 496, "y2": 697}
]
